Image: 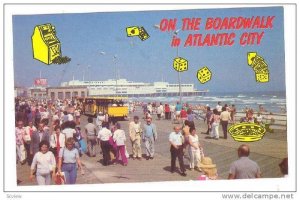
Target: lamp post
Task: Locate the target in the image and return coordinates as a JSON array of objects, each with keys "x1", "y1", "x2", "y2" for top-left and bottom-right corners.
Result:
[
  {"x1": 176, "y1": 45, "x2": 182, "y2": 104},
  {"x1": 173, "y1": 29, "x2": 182, "y2": 104},
  {"x1": 82, "y1": 65, "x2": 85, "y2": 81},
  {"x1": 87, "y1": 65, "x2": 90, "y2": 82},
  {"x1": 100, "y1": 51, "x2": 118, "y2": 96},
  {"x1": 113, "y1": 55, "x2": 118, "y2": 97},
  {"x1": 154, "y1": 25, "x2": 182, "y2": 104}
]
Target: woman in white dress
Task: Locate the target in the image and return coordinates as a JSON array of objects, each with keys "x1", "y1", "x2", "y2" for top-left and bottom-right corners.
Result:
[{"x1": 188, "y1": 127, "x2": 201, "y2": 170}]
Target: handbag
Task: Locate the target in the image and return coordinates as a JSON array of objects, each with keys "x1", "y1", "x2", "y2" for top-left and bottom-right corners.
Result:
[
  {"x1": 125, "y1": 146, "x2": 129, "y2": 158},
  {"x1": 55, "y1": 172, "x2": 65, "y2": 185}
]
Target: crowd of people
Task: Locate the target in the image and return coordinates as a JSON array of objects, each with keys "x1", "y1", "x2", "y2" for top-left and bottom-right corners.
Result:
[
  {"x1": 15, "y1": 97, "x2": 288, "y2": 186},
  {"x1": 15, "y1": 98, "x2": 84, "y2": 185},
  {"x1": 143, "y1": 101, "x2": 274, "y2": 140}
]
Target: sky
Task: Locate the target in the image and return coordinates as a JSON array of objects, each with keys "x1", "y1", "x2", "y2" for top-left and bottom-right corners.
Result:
[{"x1": 12, "y1": 6, "x2": 286, "y2": 93}]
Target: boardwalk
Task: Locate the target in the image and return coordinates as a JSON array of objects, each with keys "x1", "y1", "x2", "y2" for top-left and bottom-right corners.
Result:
[{"x1": 16, "y1": 108, "x2": 287, "y2": 186}]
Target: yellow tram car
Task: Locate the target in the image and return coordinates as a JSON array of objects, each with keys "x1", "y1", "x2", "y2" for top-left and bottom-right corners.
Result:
[{"x1": 77, "y1": 97, "x2": 128, "y2": 120}]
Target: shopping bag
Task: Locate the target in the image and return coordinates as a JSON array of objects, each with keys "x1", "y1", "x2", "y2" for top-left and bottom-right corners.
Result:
[
  {"x1": 55, "y1": 172, "x2": 66, "y2": 185},
  {"x1": 125, "y1": 146, "x2": 129, "y2": 158}
]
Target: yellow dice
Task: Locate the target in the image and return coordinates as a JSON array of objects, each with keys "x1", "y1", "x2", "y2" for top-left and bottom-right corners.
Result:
[
  {"x1": 173, "y1": 57, "x2": 188, "y2": 72},
  {"x1": 197, "y1": 66, "x2": 212, "y2": 84},
  {"x1": 255, "y1": 73, "x2": 269, "y2": 83}
]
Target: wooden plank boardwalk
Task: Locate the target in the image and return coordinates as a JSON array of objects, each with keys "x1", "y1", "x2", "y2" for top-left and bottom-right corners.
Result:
[{"x1": 16, "y1": 108, "x2": 287, "y2": 186}]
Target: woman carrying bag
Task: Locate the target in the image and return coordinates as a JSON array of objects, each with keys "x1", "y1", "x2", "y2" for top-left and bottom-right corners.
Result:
[
  {"x1": 113, "y1": 123, "x2": 128, "y2": 166},
  {"x1": 57, "y1": 137, "x2": 84, "y2": 184}
]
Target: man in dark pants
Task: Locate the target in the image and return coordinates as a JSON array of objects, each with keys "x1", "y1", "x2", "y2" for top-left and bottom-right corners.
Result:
[
  {"x1": 169, "y1": 125, "x2": 186, "y2": 176},
  {"x1": 220, "y1": 106, "x2": 231, "y2": 139},
  {"x1": 97, "y1": 122, "x2": 112, "y2": 166},
  {"x1": 30, "y1": 122, "x2": 50, "y2": 157},
  {"x1": 85, "y1": 117, "x2": 97, "y2": 157}
]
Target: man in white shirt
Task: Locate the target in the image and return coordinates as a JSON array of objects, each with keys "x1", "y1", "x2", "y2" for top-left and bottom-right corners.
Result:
[
  {"x1": 62, "y1": 121, "x2": 76, "y2": 139},
  {"x1": 85, "y1": 117, "x2": 97, "y2": 157},
  {"x1": 256, "y1": 113, "x2": 263, "y2": 124},
  {"x1": 220, "y1": 107, "x2": 231, "y2": 139},
  {"x1": 216, "y1": 101, "x2": 222, "y2": 114},
  {"x1": 97, "y1": 122, "x2": 112, "y2": 166},
  {"x1": 52, "y1": 111, "x2": 59, "y2": 121},
  {"x1": 96, "y1": 112, "x2": 105, "y2": 129},
  {"x1": 40, "y1": 107, "x2": 50, "y2": 125},
  {"x1": 169, "y1": 125, "x2": 186, "y2": 176},
  {"x1": 24, "y1": 121, "x2": 37, "y2": 165},
  {"x1": 156, "y1": 103, "x2": 163, "y2": 120},
  {"x1": 16, "y1": 120, "x2": 26, "y2": 165},
  {"x1": 50, "y1": 126, "x2": 66, "y2": 159}
]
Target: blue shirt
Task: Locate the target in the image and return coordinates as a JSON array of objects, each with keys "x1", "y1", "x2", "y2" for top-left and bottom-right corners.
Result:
[
  {"x1": 187, "y1": 114, "x2": 195, "y2": 122},
  {"x1": 169, "y1": 132, "x2": 184, "y2": 145},
  {"x1": 175, "y1": 104, "x2": 182, "y2": 112},
  {"x1": 143, "y1": 123, "x2": 157, "y2": 138}
]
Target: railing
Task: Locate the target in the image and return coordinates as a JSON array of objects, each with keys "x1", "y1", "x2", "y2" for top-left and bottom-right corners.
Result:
[
  {"x1": 192, "y1": 110, "x2": 287, "y2": 131},
  {"x1": 235, "y1": 111, "x2": 287, "y2": 130}
]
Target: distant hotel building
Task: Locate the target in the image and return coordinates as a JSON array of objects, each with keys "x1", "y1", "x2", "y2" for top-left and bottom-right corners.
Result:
[
  {"x1": 23, "y1": 79, "x2": 208, "y2": 100},
  {"x1": 59, "y1": 79, "x2": 208, "y2": 98}
]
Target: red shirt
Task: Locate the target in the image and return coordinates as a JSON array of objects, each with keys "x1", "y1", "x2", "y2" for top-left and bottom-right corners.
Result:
[
  {"x1": 180, "y1": 110, "x2": 187, "y2": 118},
  {"x1": 165, "y1": 105, "x2": 170, "y2": 112}
]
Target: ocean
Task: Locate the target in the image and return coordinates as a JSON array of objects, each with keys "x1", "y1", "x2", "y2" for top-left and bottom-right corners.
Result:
[{"x1": 129, "y1": 91, "x2": 286, "y2": 114}]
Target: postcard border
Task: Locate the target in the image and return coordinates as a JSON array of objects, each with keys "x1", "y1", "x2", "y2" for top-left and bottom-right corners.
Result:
[{"x1": 2, "y1": 2, "x2": 297, "y2": 193}]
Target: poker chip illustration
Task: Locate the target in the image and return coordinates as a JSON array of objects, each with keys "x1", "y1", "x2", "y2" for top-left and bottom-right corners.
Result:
[{"x1": 228, "y1": 122, "x2": 267, "y2": 142}]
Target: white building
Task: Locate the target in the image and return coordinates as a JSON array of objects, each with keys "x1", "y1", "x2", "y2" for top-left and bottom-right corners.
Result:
[{"x1": 61, "y1": 79, "x2": 208, "y2": 97}]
